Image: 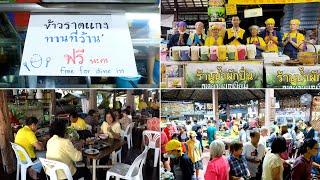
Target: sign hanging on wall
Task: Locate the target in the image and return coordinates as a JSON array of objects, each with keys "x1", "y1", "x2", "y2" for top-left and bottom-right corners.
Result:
[
  {"x1": 225, "y1": 4, "x2": 237, "y2": 15},
  {"x1": 20, "y1": 14, "x2": 138, "y2": 77},
  {"x1": 244, "y1": 8, "x2": 263, "y2": 18}
]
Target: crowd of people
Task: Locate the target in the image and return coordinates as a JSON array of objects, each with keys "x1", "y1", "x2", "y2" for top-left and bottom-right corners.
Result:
[
  {"x1": 161, "y1": 117, "x2": 320, "y2": 180},
  {"x1": 166, "y1": 16, "x2": 306, "y2": 59}
]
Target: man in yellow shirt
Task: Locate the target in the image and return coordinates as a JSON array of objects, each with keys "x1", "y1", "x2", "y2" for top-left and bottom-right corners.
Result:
[
  {"x1": 15, "y1": 117, "x2": 44, "y2": 161},
  {"x1": 224, "y1": 16, "x2": 247, "y2": 46},
  {"x1": 283, "y1": 19, "x2": 305, "y2": 59},
  {"x1": 70, "y1": 112, "x2": 88, "y2": 130},
  {"x1": 46, "y1": 120, "x2": 90, "y2": 180}
]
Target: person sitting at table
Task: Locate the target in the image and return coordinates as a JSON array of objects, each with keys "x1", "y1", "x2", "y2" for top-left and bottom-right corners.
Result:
[
  {"x1": 283, "y1": 19, "x2": 305, "y2": 59},
  {"x1": 9, "y1": 110, "x2": 20, "y2": 126},
  {"x1": 85, "y1": 109, "x2": 99, "y2": 133},
  {"x1": 15, "y1": 116, "x2": 44, "y2": 161},
  {"x1": 70, "y1": 111, "x2": 88, "y2": 131},
  {"x1": 223, "y1": 16, "x2": 247, "y2": 46},
  {"x1": 119, "y1": 109, "x2": 132, "y2": 131},
  {"x1": 247, "y1": 25, "x2": 266, "y2": 58},
  {"x1": 167, "y1": 21, "x2": 189, "y2": 50},
  {"x1": 187, "y1": 21, "x2": 206, "y2": 46},
  {"x1": 46, "y1": 120, "x2": 91, "y2": 180},
  {"x1": 100, "y1": 110, "x2": 121, "y2": 139},
  {"x1": 205, "y1": 25, "x2": 224, "y2": 46},
  {"x1": 260, "y1": 18, "x2": 283, "y2": 53}
]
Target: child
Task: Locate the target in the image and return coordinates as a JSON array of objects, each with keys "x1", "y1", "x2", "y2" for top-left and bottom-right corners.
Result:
[{"x1": 186, "y1": 131, "x2": 203, "y2": 179}]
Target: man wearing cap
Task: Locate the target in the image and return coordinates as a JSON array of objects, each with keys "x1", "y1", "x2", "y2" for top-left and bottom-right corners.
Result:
[
  {"x1": 223, "y1": 16, "x2": 247, "y2": 46},
  {"x1": 283, "y1": 19, "x2": 305, "y2": 59},
  {"x1": 187, "y1": 21, "x2": 206, "y2": 46},
  {"x1": 165, "y1": 139, "x2": 194, "y2": 180},
  {"x1": 260, "y1": 18, "x2": 283, "y2": 53},
  {"x1": 205, "y1": 25, "x2": 224, "y2": 46},
  {"x1": 167, "y1": 21, "x2": 189, "y2": 49}
]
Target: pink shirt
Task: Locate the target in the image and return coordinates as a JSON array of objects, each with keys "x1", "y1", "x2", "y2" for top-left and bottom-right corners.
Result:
[{"x1": 204, "y1": 156, "x2": 230, "y2": 180}]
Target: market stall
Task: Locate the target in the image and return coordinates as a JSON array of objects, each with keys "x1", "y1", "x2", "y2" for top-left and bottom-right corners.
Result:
[{"x1": 0, "y1": 1, "x2": 160, "y2": 88}]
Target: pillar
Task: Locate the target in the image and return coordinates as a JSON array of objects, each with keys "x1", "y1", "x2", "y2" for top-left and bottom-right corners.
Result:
[
  {"x1": 212, "y1": 90, "x2": 219, "y2": 121},
  {"x1": 265, "y1": 89, "x2": 275, "y2": 127},
  {"x1": 89, "y1": 89, "x2": 97, "y2": 110}
]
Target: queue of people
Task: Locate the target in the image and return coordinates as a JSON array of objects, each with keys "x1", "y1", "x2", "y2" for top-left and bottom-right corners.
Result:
[
  {"x1": 167, "y1": 16, "x2": 306, "y2": 59},
  {"x1": 161, "y1": 118, "x2": 320, "y2": 180}
]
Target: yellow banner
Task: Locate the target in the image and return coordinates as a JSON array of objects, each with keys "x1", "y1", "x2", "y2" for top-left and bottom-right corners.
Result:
[
  {"x1": 225, "y1": 4, "x2": 237, "y2": 15},
  {"x1": 229, "y1": 0, "x2": 320, "y2": 5}
]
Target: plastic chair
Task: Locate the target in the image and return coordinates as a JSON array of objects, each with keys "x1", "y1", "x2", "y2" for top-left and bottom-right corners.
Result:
[
  {"x1": 142, "y1": 130, "x2": 160, "y2": 167},
  {"x1": 39, "y1": 158, "x2": 84, "y2": 180},
  {"x1": 106, "y1": 147, "x2": 148, "y2": 180},
  {"x1": 124, "y1": 122, "x2": 135, "y2": 149},
  {"x1": 10, "y1": 142, "x2": 40, "y2": 180}
]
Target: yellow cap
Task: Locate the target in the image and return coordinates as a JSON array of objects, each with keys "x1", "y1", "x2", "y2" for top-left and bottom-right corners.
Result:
[
  {"x1": 188, "y1": 131, "x2": 197, "y2": 137},
  {"x1": 265, "y1": 18, "x2": 275, "y2": 25},
  {"x1": 209, "y1": 25, "x2": 220, "y2": 30},
  {"x1": 165, "y1": 139, "x2": 182, "y2": 152},
  {"x1": 290, "y1": 19, "x2": 300, "y2": 25}
]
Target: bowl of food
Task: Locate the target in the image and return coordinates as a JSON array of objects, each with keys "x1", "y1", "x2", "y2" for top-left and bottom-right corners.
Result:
[{"x1": 98, "y1": 134, "x2": 108, "y2": 140}]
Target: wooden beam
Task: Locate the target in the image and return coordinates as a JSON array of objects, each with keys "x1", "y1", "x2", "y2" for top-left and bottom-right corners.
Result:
[{"x1": 0, "y1": 90, "x2": 15, "y2": 174}]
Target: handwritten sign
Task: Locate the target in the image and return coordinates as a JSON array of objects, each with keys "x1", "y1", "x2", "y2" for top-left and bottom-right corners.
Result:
[{"x1": 20, "y1": 14, "x2": 138, "y2": 77}]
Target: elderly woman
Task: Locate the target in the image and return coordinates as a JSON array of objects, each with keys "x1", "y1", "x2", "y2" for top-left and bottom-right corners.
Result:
[
  {"x1": 247, "y1": 25, "x2": 266, "y2": 58},
  {"x1": 100, "y1": 110, "x2": 121, "y2": 139},
  {"x1": 205, "y1": 25, "x2": 223, "y2": 46},
  {"x1": 204, "y1": 140, "x2": 230, "y2": 180},
  {"x1": 283, "y1": 19, "x2": 305, "y2": 59},
  {"x1": 187, "y1": 21, "x2": 206, "y2": 46},
  {"x1": 260, "y1": 18, "x2": 283, "y2": 53},
  {"x1": 167, "y1": 21, "x2": 189, "y2": 49}
]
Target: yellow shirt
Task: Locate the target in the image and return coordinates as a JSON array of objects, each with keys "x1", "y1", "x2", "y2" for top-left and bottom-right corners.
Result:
[
  {"x1": 14, "y1": 126, "x2": 38, "y2": 160},
  {"x1": 247, "y1": 36, "x2": 266, "y2": 49},
  {"x1": 226, "y1": 28, "x2": 246, "y2": 46},
  {"x1": 101, "y1": 121, "x2": 121, "y2": 138},
  {"x1": 186, "y1": 139, "x2": 202, "y2": 163},
  {"x1": 231, "y1": 125, "x2": 239, "y2": 137},
  {"x1": 70, "y1": 117, "x2": 87, "y2": 130},
  {"x1": 283, "y1": 32, "x2": 305, "y2": 48},
  {"x1": 138, "y1": 101, "x2": 148, "y2": 110},
  {"x1": 204, "y1": 36, "x2": 224, "y2": 46},
  {"x1": 151, "y1": 102, "x2": 160, "y2": 110},
  {"x1": 46, "y1": 135, "x2": 82, "y2": 180}
]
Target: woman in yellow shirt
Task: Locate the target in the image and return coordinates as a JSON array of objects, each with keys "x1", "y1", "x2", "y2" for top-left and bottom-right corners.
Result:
[
  {"x1": 70, "y1": 112, "x2": 88, "y2": 131},
  {"x1": 186, "y1": 131, "x2": 203, "y2": 179},
  {"x1": 205, "y1": 25, "x2": 224, "y2": 46},
  {"x1": 100, "y1": 110, "x2": 121, "y2": 139},
  {"x1": 283, "y1": 19, "x2": 305, "y2": 59},
  {"x1": 46, "y1": 120, "x2": 91, "y2": 180},
  {"x1": 247, "y1": 25, "x2": 266, "y2": 58}
]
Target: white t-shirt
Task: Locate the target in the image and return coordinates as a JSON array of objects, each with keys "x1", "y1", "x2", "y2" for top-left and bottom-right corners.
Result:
[
  {"x1": 262, "y1": 152, "x2": 283, "y2": 180},
  {"x1": 243, "y1": 142, "x2": 266, "y2": 177}
]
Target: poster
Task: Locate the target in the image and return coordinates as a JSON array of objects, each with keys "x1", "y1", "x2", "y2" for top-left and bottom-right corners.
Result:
[
  {"x1": 225, "y1": 4, "x2": 237, "y2": 16},
  {"x1": 20, "y1": 14, "x2": 138, "y2": 77},
  {"x1": 265, "y1": 64, "x2": 320, "y2": 88},
  {"x1": 311, "y1": 96, "x2": 320, "y2": 131},
  {"x1": 185, "y1": 61, "x2": 263, "y2": 88}
]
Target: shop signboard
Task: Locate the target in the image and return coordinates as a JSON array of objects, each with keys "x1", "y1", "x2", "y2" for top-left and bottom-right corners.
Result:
[
  {"x1": 229, "y1": 0, "x2": 320, "y2": 4},
  {"x1": 185, "y1": 61, "x2": 263, "y2": 88},
  {"x1": 265, "y1": 64, "x2": 320, "y2": 88},
  {"x1": 20, "y1": 14, "x2": 138, "y2": 77}
]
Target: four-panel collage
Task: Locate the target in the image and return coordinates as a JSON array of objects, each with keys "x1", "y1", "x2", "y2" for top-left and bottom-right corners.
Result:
[{"x1": 0, "y1": 0, "x2": 319, "y2": 180}]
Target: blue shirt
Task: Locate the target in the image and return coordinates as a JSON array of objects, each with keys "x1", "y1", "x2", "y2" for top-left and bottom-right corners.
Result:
[
  {"x1": 312, "y1": 153, "x2": 320, "y2": 175},
  {"x1": 228, "y1": 154, "x2": 249, "y2": 178},
  {"x1": 207, "y1": 125, "x2": 217, "y2": 145}
]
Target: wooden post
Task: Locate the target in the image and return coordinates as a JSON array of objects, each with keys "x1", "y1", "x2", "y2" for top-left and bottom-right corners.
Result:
[
  {"x1": 0, "y1": 90, "x2": 15, "y2": 173},
  {"x1": 89, "y1": 89, "x2": 97, "y2": 110}
]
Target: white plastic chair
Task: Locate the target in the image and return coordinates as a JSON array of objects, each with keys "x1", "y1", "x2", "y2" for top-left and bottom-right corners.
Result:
[
  {"x1": 39, "y1": 158, "x2": 84, "y2": 180},
  {"x1": 106, "y1": 147, "x2": 148, "y2": 180},
  {"x1": 10, "y1": 142, "x2": 40, "y2": 180},
  {"x1": 142, "y1": 130, "x2": 160, "y2": 167},
  {"x1": 124, "y1": 122, "x2": 135, "y2": 149}
]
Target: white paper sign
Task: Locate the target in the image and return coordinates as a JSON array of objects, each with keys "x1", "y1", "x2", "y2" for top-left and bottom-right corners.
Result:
[
  {"x1": 244, "y1": 8, "x2": 263, "y2": 18},
  {"x1": 20, "y1": 14, "x2": 138, "y2": 77}
]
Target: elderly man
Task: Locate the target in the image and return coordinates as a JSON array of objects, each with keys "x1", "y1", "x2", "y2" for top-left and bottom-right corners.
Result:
[
  {"x1": 260, "y1": 18, "x2": 283, "y2": 53},
  {"x1": 187, "y1": 21, "x2": 206, "y2": 46},
  {"x1": 167, "y1": 21, "x2": 189, "y2": 49},
  {"x1": 223, "y1": 16, "x2": 247, "y2": 46},
  {"x1": 283, "y1": 19, "x2": 305, "y2": 59}
]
